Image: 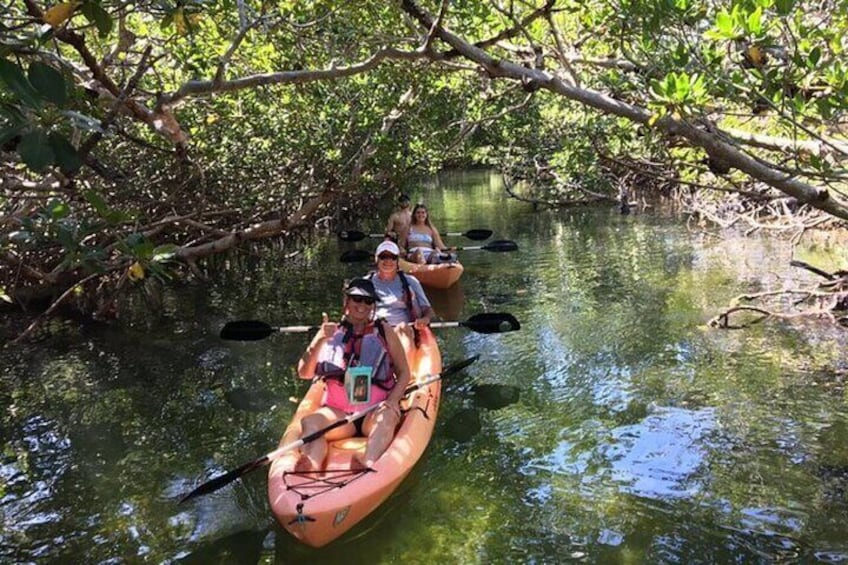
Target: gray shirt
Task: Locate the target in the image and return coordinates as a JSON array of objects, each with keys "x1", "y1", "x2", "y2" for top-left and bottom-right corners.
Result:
[{"x1": 369, "y1": 272, "x2": 431, "y2": 325}]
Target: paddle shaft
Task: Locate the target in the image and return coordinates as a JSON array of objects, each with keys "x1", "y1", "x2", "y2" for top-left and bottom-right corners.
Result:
[
  {"x1": 366, "y1": 231, "x2": 479, "y2": 238},
  {"x1": 261, "y1": 373, "x2": 440, "y2": 462},
  {"x1": 220, "y1": 312, "x2": 519, "y2": 340},
  {"x1": 339, "y1": 239, "x2": 515, "y2": 263},
  {"x1": 178, "y1": 367, "x2": 459, "y2": 503}
]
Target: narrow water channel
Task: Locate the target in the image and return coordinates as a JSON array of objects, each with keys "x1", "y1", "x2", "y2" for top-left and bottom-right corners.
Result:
[{"x1": 2, "y1": 170, "x2": 847, "y2": 563}]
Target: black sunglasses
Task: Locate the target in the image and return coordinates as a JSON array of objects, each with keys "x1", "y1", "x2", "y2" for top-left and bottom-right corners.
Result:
[
  {"x1": 378, "y1": 254, "x2": 398, "y2": 260},
  {"x1": 348, "y1": 295, "x2": 376, "y2": 305}
]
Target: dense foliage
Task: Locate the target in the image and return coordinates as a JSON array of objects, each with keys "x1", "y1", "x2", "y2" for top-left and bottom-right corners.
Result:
[{"x1": 1, "y1": 0, "x2": 847, "y2": 336}]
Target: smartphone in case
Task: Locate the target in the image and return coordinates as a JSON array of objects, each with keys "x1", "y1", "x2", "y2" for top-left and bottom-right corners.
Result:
[{"x1": 345, "y1": 366, "x2": 372, "y2": 404}]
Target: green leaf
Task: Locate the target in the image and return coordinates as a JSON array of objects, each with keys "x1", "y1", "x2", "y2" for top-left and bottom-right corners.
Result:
[
  {"x1": 48, "y1": 132, "x2": 82, "y2": 173},
  {"x1": 715, "y1": 10, "x2": 733, "y2": 36},
  {"x1": 47, "y1": 198, "x2": 71, "y2": 220},
  {"x1": 746, "y1": 7, "x2": 763, "y2": 36},
  {"x1": 134, "y1": 241, "x2": 155, "y2": 259},
  {"x1": 808, "y1": 46, "x2": 821, "y2": 68},
  {"x1": 152, "y1": 244, "x2": 178, "y2": 262},
  {"x1": 775, "y1": 0, "x2": 794, "y2": 16},
  {"x1": 126, "y1": 233, "x2": 145, "y2": 248},
  {"x1": 56, "y1": 223, "x2": 77, "y2": 249},
  {"x1": 0, "y1": 121, "x2": 25, "y2": 148},
  {"x1": 80, "y1": 1, "x2": 113, "y2": 38},
  {"x1": 161, "y1": 12, "x2": 174, "y2": 31},
  {"x1": 675, "y1": 73, "x2": 690, "y2": 100},
  {"x1": 84, "y1": 189, "x2": 109, "y2": 216},
  {"x1": 17, "y1": 129, "x2": 55, "y2": 172},
  {"x1": 28, "y1": 62, "x2": 67, "y2": 105},
  {"x1": 0, "y1": 59, "x2": 41, "y2": 108}
]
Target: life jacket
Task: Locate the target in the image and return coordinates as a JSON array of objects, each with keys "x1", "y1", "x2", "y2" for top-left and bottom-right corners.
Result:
[
  {"x1": 366, "y1": 271, "x2": 420, "y2": 320},
  {"x1": 315, "y1": 320, "x2": 395, "y2": 388}
]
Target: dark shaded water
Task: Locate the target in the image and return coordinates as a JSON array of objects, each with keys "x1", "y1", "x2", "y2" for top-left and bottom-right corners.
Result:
[{"x1": 2, "y1": 170, "x2": 848, "y2": 563}]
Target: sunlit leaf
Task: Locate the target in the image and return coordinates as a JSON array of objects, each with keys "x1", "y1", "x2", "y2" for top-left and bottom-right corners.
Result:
[
  {"x1": 715, "y1": 10, "x2": 733, "y2": 36},
  {"x1": 128, "y1": 261, "x2": 145, "y2": 281},
  {"x1": 152, "y1": 244, "x2": 179, "y2": 262},
  {"x1": 47, "y1": 198, "x2": 71, "y2": 219},
  {"x1": 42, "y1": 2, "x2": 79, "y2": 27},
  {"x1": 746, "y1": 7, "x2": 763, "y2": 36}
]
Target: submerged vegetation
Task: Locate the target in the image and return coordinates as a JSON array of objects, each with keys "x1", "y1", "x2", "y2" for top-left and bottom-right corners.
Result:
[{"x1": 1, "y1": 0, "x2": 847, "y2": 339}]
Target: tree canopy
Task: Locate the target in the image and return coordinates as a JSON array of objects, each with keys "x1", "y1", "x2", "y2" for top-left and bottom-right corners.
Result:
[{"x1": 2, "y1": 0, "x2": 847, "y2": 337}]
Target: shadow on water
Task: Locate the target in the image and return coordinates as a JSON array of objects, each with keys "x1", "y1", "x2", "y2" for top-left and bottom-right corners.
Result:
[
  {"x1": 426, "y1": 281, "x2": 465, "y2": 321},
  {"x1": 176, "y1": 528, "x2": 269, "y2": 565}
]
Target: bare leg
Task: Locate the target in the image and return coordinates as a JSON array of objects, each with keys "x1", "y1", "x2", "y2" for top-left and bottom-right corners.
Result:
[
  {"x1": 394, "y1": 324, "x2": 415, "y2": 353},
  {"x1": 356, "y1": 405, "x2": 401, "y2": 468},
  {"x1": 295, "y1": 407, "x2": 352, "y2": 471}
]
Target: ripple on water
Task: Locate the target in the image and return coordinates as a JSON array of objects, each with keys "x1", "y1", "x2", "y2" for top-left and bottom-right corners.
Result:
[{"x1": 537, "y1": 406, "x2": 716, "y2": 500}]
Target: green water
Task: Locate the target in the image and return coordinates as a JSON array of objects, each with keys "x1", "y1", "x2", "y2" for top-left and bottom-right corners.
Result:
[{"x1": 2, "y1": 170, "x2": 847, "y2": 563}]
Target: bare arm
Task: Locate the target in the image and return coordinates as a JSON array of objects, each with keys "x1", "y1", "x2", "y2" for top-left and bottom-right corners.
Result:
[
  {"x1": 296, "y1": 313, "x2": 336, "y2": 378},
  {"x1": 430, "y1": 225, "x2": 449, "y2": 251},
  {"x1": 414, "y1": 304, "x2": 434, "y2": 329},
  {"x1": 398, "y1": 227, "x2": 410, "y2": 255},
  {"x1": 385, "y1": 212, "x2": 398, "y2": 234}
]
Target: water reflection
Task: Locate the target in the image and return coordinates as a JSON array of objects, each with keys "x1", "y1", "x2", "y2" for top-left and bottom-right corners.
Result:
[{"x1": 2, "y1": 170, "x2": 848, "y2": 562}]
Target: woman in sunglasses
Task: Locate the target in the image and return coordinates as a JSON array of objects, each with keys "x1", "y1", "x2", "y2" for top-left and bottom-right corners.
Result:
[
  {"x1": 295, "y1": 277, "x2": 411, "y2": 471},
  {"x1": 369, "y1": 240, "x2": 434, "y2": 349}
]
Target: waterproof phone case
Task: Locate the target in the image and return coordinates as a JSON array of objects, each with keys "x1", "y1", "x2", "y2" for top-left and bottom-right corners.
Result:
[{"x1": 345, "y1": 366, "x2": 372, "y2": 404}]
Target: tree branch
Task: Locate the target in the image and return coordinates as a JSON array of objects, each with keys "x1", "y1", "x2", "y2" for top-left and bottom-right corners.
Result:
[{"x1": 399, "y1": 0, "x2": 848, "y2": 221}]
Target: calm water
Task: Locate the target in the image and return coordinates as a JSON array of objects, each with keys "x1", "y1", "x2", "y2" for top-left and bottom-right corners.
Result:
[{"x1": 2, "y1": 170, "x2": 848, "y2": 564}]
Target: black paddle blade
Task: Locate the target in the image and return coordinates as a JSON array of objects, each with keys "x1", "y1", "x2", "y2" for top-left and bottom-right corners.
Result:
[
  {"x1": 443, "y1": 354, "x2": 480, "y2": 376},
  {"x1": 179, "y1": 455, "x2": 270, "y2": 504},
  {"x1": 462, "y1": 229, "x2": 493, "y2": 241},
  {"x1": 338, "y1": 229, "x2": 367, "y2": 242},
  {"x1": 462, "y1": 313, "x2": 521, "y2": 333},
  {"x1": 340, "y1": 249, "x2": 372, "y2": 263},
  {"x1": 483, "y1": 240, "x2": 519, "y2": 252},
  {"x1": 220, "y1": 320, "x2": 275, "y2": 341}
]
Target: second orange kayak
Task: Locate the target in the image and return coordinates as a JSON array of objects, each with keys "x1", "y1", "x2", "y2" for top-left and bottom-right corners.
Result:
[{"x1": 399, "y1": 258, "x2": 464, "y2": 289}]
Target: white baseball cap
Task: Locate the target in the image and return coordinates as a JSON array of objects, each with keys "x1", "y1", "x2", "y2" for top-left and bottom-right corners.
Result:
[{"x1": 375, "y1": 240, "x2": 400, "y2": 259}]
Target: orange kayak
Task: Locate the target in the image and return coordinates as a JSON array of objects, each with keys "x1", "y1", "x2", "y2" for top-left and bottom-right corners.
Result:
[
  {"x1": 399, "y1": 258, "x2": 464, "y2": 289},
  {"x1": 267, "y1": 327, "x2": 442, "y2": 548}
]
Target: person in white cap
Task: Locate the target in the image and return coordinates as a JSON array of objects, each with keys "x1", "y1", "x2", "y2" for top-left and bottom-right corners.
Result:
[{"x1": 367, "y1": 240, "x2": 434, "y2": 349}]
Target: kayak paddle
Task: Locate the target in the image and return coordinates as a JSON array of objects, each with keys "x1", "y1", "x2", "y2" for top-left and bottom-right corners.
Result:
[
  {"x1": 339, "y1": 239, "x2": 518, "y2": 263},
  {"x1": 219, "y1": 313, "x2": 521, "y2": 341},
  {"x1": 431, "y1": 312, "x2": 521, "y2": 334},
  {"x1": 178, "y1": 355, "x2": 479, "y2": 504},
  {"x1": 338, "y1": 228, "x2": 493, "y2": 242},
  {"x1": 452, "y1": 240, "x2": 518, "y2": 252}
]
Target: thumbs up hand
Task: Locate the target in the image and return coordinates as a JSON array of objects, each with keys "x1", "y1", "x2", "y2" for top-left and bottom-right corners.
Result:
[{"x1": 320, "y1": 312, "x2": 337, "y2": 339}]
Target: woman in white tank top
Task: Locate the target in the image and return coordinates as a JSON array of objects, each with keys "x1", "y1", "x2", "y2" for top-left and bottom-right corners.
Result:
[{"x1": 401, "y1": 204, "x2": 454, "y2": 264}]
